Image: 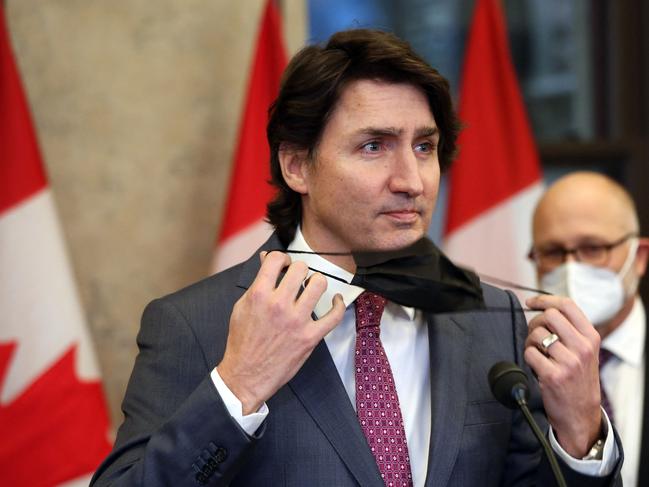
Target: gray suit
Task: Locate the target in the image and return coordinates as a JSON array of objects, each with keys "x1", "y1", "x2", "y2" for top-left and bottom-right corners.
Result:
[{"x1": 92, "y1": 235, "x2": 623, "y2": 486}]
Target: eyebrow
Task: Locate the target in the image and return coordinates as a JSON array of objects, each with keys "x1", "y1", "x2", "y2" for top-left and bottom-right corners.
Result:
[{"x1": 352, "y1": 126, "x2": 439, "y2": 138}]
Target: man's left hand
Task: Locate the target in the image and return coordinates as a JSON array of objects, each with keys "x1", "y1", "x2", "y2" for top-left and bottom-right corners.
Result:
[{"x1": 524, "y1": 294, "x2": 603, "y2": 458}]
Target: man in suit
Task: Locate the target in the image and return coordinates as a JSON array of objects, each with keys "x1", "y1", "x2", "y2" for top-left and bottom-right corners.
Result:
[
  {"x1": 92, "y1": 30, "x2": 622, "y2": 486},
  {"x1": 530, "y1": 171, "x2": 648, "y2": 486}
]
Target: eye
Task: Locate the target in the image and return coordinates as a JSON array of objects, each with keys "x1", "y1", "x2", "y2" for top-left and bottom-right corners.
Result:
[
  {"x1": 360, "y1": 141, "x2": 382, "y2": 153},
  {"x1": 539, "y1": 247, "x2": 565, "y2": 260},
  {"x1": 532, "y1": 246, "x2": 566, "y2": 268},
  {"x1": 414, "y1": 141, "x2": 436, "y2": 153},
  {"x1": 578, "y1": 244, "x2": 606, "y2": 260}
]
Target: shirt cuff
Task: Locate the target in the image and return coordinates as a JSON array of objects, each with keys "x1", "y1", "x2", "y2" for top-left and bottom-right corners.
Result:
[
  {"x1": 210, "y1": 368, "x2": 268, "y2": 436},
  {"x1": 548, "y1": 408, "x2": 618, "y2": 477}
]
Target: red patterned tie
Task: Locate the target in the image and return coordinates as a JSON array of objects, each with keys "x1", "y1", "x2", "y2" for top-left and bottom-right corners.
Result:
[{"x1": 355, "y1": 291, "x2": 413, "y2": 487}]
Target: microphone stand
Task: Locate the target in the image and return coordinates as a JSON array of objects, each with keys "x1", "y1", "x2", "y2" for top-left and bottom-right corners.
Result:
[
  {"x1": 489, "y1": 362, "x2": 567, "y2": 487},
  {"x1": 512, "y1": 386, "x2": 567, "y2": 487}
]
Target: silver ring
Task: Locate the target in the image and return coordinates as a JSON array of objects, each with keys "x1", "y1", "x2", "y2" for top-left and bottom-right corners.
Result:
[{"x1": 541, "y1": 333, "x2": 560, "y2": 351}]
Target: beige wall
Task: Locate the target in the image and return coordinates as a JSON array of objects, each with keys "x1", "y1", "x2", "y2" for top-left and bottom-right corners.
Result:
[{"x1": 7, "y1": 0, "x2": 304, "y2": 427}]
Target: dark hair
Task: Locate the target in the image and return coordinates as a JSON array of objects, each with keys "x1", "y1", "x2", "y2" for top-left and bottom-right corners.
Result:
[{"x1": 266, "y1": 29, "x2": 460, "y2": 245}]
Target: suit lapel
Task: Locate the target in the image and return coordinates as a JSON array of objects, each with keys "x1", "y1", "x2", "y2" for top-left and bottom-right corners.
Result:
[
  {"x1": 424, "y1": 313, "x2": 471, "y2": 487},
  {"x1": 289, "y1": 340, "x2": 383, "y2": 486}
]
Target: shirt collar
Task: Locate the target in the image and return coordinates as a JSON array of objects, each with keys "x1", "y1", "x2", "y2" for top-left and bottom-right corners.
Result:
[
  {"x1": 287, "y1": 227, "x2": 416, "y2": 320},
  {"x1": 602, "y1": 297, "x2": 645, "y2": 367}
]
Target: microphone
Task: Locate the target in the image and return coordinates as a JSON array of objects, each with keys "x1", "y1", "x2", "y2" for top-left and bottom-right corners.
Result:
[{"x1": 488, "y1": 361, "x2": 567, "y2": 487}]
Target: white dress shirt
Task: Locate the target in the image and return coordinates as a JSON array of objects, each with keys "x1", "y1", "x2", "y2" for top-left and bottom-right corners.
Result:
[
  {"x1": 211, "y1": 228, "x2": 617, "y2": 484},
  {"x1": 600, "y1": 297, "x2": 646, "y2": 487}
]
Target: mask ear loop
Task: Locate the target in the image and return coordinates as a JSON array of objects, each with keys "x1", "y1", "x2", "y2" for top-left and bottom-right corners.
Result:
[
  {"x1": 277, "y1": 249, "x2": 354, "y2": 285},
  {"x1": 278, "y1": 248, "x2": 554, "y2": 313},
  {"x1": 477, "y1": 273, "x2": 552, "y2": 296},
  {"x1": 618, "y1": 238, "x2": 640, "y2": 297},
  {"x1": 618, "y1": 237, "x2": 639, "y2": 279}
]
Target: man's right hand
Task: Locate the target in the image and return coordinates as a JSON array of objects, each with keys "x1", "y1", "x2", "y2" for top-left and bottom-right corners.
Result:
[{"x1": 217, "y1": 250, "x2": 346, "y2": 414}]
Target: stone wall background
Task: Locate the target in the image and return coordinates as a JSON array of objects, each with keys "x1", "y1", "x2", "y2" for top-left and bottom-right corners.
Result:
[{"x1": 7, "y1": 0, "x2": 304, "y2": 427}]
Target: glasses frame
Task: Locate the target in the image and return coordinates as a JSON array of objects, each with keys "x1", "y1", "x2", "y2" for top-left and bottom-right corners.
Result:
[{"x1": 528, "y1": 232, "x2": 638, "y2": 269}]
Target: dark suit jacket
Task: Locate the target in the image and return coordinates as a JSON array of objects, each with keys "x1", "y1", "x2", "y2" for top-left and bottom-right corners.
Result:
[{"x1": 92, "y1": 234, "x2": 623, "y2": 486}]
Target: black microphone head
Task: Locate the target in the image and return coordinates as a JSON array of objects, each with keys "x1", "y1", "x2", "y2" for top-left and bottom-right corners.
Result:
[{"x1": 488, "y1": 361, "x2": 530, "y2": 409}]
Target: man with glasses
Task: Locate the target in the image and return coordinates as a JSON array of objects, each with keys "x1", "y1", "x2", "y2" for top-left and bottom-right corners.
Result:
[{"x1": 530, "y1": 171, "x2": 649, "y2": 487}]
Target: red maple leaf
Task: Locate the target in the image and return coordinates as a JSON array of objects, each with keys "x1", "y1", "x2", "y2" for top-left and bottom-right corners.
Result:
[{"x1": 0, "y1": 341, "x2": 112, "y2": 486}]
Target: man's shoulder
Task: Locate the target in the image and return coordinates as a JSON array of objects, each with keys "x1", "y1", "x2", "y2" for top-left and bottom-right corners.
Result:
[
  {"x1": 461, "y1": 282, "x2": 526, "y2": 337},
  {"x1": 479, "y1": 281, "x2": 520, "y2": 309},
  {"x1": 174, "y1": 262, "x2": 246, "y2": 299},
  {"x1": 156, "y1": 233, "x2": 284, "y2": 310},
  {"x1": 158, "y1": 260, "x2": 254, "y2": 316}
]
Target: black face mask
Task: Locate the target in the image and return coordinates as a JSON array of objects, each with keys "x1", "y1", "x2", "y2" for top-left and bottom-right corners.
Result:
[
  {"x1": 285, "y1": 237, "x2": 485, "y2": 314},
  {"x1": 350, "y1": 237, "x2": 485, "y2": 313}
]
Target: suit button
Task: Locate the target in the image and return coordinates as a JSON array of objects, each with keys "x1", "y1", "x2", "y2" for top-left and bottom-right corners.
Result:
[{"x1": 214, "y1": 447, "x2": 227, "y2": 463}]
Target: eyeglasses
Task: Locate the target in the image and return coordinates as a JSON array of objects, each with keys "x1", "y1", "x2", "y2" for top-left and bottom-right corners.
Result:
[{"x1": 528, "y1": 233, "x2": 637, "y2": 270}]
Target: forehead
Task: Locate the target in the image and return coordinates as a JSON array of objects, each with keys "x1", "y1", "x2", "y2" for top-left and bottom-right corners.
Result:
[
  {"x1": 533, "y1": 183, "x2": 631, "y2": 245},
  {"x1": 325, "y1": 79, "x2": 435, "y2": 131}
]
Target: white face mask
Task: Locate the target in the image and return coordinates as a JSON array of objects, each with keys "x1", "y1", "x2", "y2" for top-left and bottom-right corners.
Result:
[{"x1": 539, "y1": 239, "x2": 639, "y2": 326}]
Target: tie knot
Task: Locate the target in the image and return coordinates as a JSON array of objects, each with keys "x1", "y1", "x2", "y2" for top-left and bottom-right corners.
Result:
[
  {"x1": 355, "y1": 291, "x2": 387, "y2": 330},
  {"x1": 599, "y1": 347, "x2": 616, "y2": 369}
]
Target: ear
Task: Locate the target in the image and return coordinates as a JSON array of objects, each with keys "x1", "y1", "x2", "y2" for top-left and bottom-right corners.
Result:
[
  {"x1": 278, "y1": 144, "x2": 310, "y2": 195},
  {"x1": 634, "y1": 237, "x2": 649, "y2": 277}
]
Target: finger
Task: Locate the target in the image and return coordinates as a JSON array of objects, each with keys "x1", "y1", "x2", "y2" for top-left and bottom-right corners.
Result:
[
  {"x1": 527, "y1": 308, "x2": 579, "y2": 349},
  {"x1": 528, "y1": 306, "x2": 598, "y2": 352},
  {"x1": 526, "y1": 295, "x2": 594, "y2": 337},
  {"x1": 251, "y1": 251, "x2": 292, "y2": 291},
  {"x1": 524, "y1": 343, "x2": 559, "y2": 381},
  {"x1": 540, "y1": 339, "x2": 573, "y2": 366},
  {"x1": 526, "y1": 309, "x2": 564, "y2": 339},
  {"x1": 296, "y1": 272, "x2": 328, "y2": 314},
  {"x1": 525, "y1": 324, "x2": 552, "y2": 351},
  {"x1": 275, "y1": 260, "x2": 310, "y2": 298},
  {"x1": 528, "y1": 326, "x2": 571, "y2": 363},
  {"x1": 311, "y1": 293, "x2": 346, "y2": 338},
  {"x1": 526, "y1": 310, "x2": 547, "y2": 333}
]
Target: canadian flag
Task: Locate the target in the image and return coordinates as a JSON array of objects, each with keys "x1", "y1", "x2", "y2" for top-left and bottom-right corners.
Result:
[
  {"x1": 0, "y1": 5, "x2": 111, "y2": 486},
  {"x1": 211, "y1": 0, "x2": 287, "y2": 272},
  {"x1": 444, "y1": 0, "x2": 543, "y2": 293}
]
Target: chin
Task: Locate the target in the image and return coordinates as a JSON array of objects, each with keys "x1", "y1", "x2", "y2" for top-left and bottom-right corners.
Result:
[{"x1": 369, "y1": 229, "x2": 425, "y2": 252}]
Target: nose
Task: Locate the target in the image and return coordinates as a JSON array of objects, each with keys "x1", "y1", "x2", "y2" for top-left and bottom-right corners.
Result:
[
  {"x1": 388, "y1": 148, "x2": 424, "y2": 197},
  {"x1": 564, "y1": 250, "x2": 579, "y2": 263}
]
